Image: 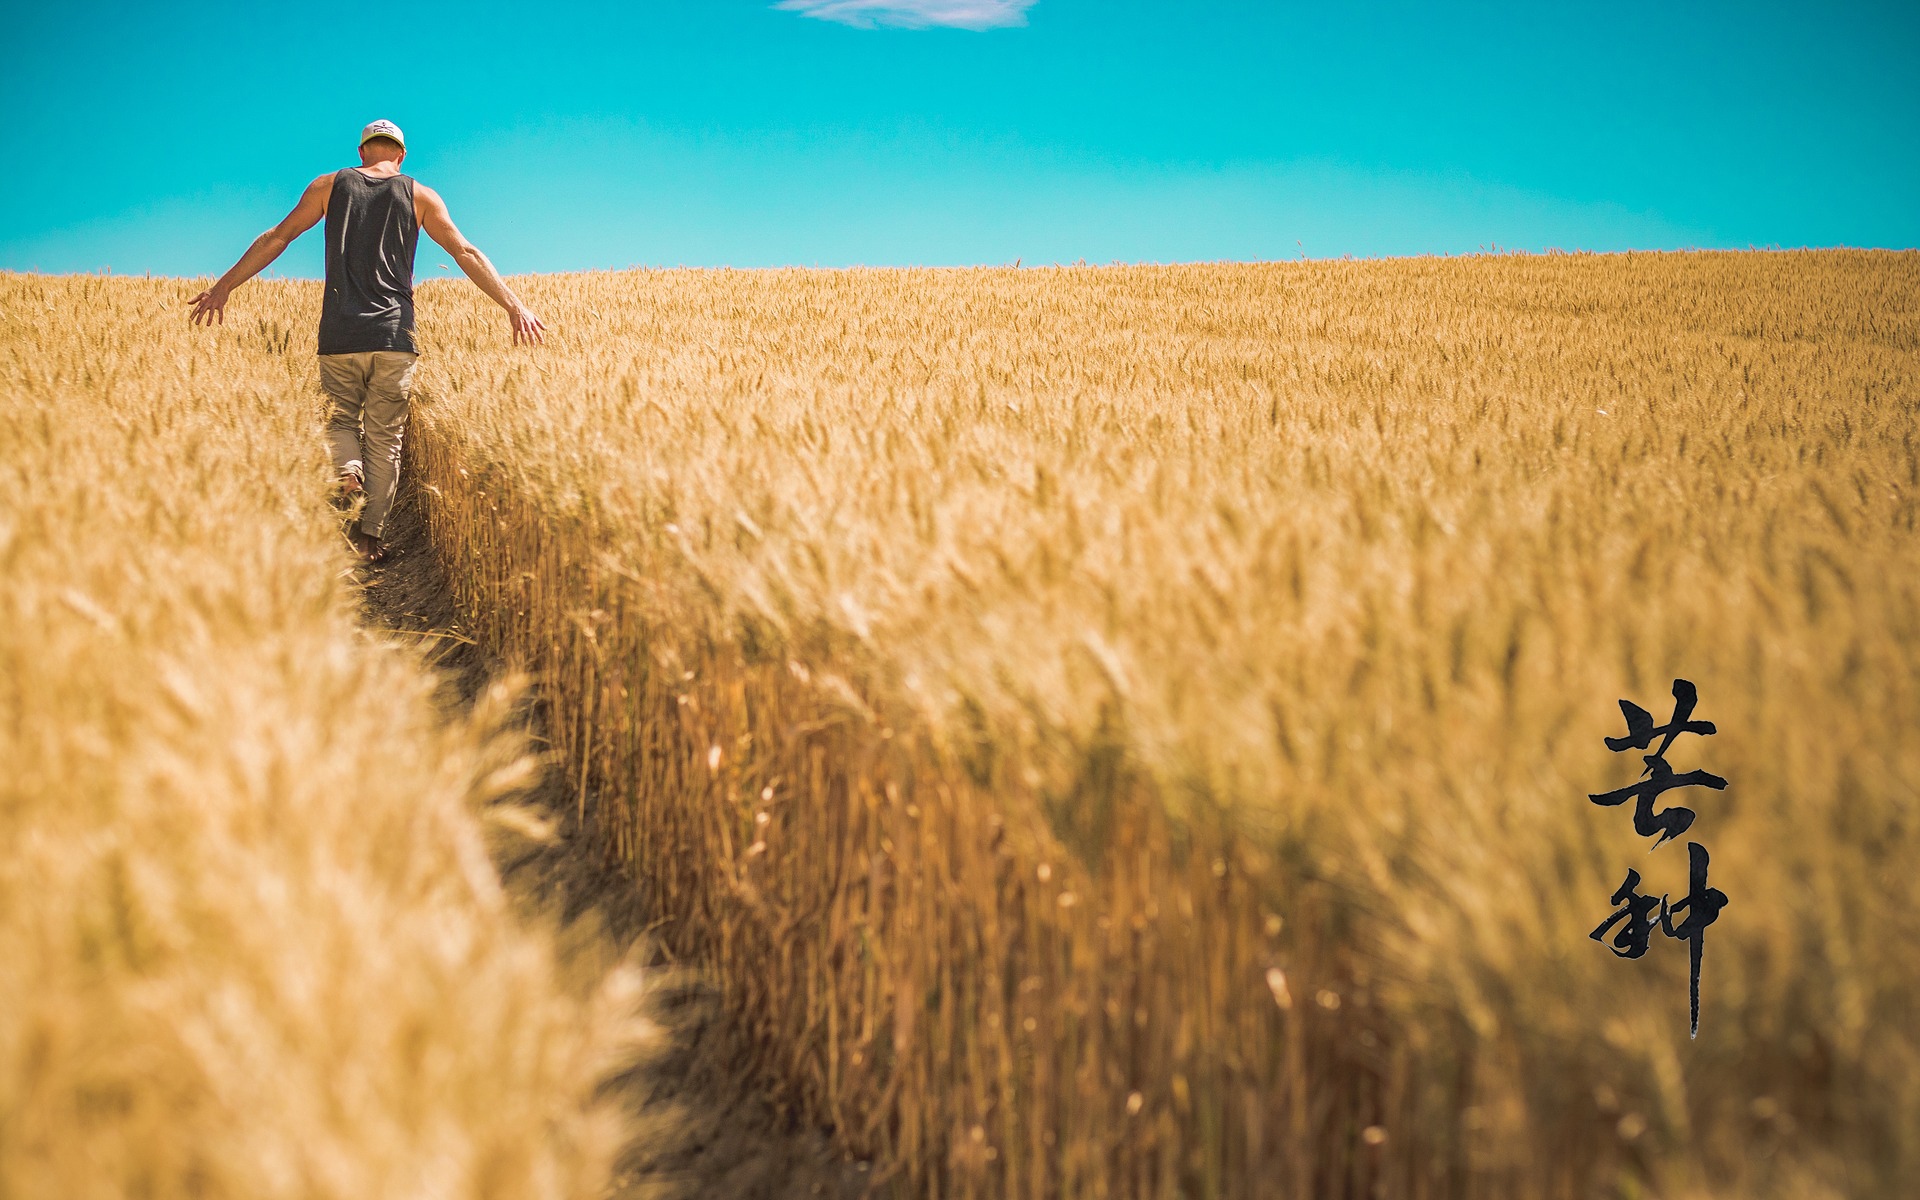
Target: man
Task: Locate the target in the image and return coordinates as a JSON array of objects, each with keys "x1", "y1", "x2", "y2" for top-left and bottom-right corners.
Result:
[{"x1": 188, "y1": 119, "x2": 543, "y2": 562}]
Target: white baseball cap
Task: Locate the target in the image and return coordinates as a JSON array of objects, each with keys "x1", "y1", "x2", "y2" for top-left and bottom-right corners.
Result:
[{"x1": 359, "y1": 119, "x2": 406, "y2": 149}]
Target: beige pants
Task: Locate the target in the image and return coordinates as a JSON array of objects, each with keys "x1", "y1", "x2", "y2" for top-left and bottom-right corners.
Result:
[{"x1": 319, "y1": 351, "x2": 418, "y2": 540}]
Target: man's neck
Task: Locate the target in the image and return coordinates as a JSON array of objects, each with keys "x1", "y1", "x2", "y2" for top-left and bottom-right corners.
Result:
[{"x1": 356, "y1": 160, "x2": 403, "y2": 177}]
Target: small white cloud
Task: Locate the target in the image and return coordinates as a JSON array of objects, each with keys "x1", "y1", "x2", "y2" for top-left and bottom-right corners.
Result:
[{"x1": 774, "y1": 0, "x2": 1036, "y2": 31}]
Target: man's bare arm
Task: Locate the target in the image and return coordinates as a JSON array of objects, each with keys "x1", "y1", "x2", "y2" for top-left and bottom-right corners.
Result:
[
  {"x1": 188, "y1": 173, "x2": 333, "y2": 326},
  {"x1": 415, "y1": 183, "x2": 544, "y2": 345}
]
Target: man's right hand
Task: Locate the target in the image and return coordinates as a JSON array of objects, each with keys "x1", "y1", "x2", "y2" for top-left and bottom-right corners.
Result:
[
  {"x1": 510, "y1": 306, "x2": 546, "y2": 346},
  {"x1": 187, "y1": 285, "x2": 231, "y2": 326}
]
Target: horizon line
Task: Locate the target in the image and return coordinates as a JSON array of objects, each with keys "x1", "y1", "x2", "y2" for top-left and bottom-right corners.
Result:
[{"x1": 7, "y1": 244, "x2": 1915, "y2": 281}]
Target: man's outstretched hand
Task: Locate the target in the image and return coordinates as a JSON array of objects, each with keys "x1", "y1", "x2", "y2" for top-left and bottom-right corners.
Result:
[
  {"x1": 187, "y1": 286, "x2": 231, "y2": 326},
  {"x1": 511, "y1": 305, "x2": 546, "y2": 346}
]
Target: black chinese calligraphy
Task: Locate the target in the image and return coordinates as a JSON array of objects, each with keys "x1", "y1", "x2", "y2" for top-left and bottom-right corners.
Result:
[
  {"x1": 1587, "y1": 753, "x2": 1727, "y2": 850},
  {"x1": 1660, "y1": 842, "x2": 1729, "y2": 1040},
  {"x1": 1604, "y1": 677, "x2": 1717, "y2": 759},
  {"x1": 1590, "y1": 868, "x2": 1662, "y2": 959},
  {"x1": 1589, "y1": 678, "x2": 1729, "y2": 1039}
]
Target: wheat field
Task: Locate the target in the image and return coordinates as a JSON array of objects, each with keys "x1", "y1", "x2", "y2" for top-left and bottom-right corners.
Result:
[
  {"x1": 4, "y1": 253, "x2": 1915, "y2": 1199},
  {"x1": 0, "y1": 275, "x2": 650, "y2": 1199}
]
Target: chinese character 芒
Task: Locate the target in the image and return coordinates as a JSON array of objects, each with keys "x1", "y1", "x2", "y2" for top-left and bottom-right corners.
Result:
[
  {"x1": 1587, "y1": 753, "x2": 1726, "y2": 850},
  {"x1": 1604, "y1": 677, "x2": 1716, "y2": 759},
  {"x1": 1588, "y1": 678, "x2": 1727, "y2": 850}
]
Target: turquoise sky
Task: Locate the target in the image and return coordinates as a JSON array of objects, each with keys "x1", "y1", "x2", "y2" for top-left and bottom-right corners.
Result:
[{"x1": 4, "y1": 1, "x2": 1915, "y2": 276}]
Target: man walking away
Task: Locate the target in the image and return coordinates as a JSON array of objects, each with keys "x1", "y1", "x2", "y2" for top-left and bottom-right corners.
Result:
[{"x1": 188, "y1": 119, "x2": 544, "y2": 562}]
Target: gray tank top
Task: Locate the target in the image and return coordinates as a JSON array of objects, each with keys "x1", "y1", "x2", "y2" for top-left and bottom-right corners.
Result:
[{"x1": 317, "y1": 169, "x2": 419, "y2": 355}]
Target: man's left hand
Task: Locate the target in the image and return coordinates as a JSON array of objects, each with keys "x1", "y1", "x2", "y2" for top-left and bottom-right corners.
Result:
[
  {"x1": 187, "y1": 286, "x2": 231, "y2": 326},
  {"x1": 510, "y1": 306, "x2": 546, "y2": 346}
]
